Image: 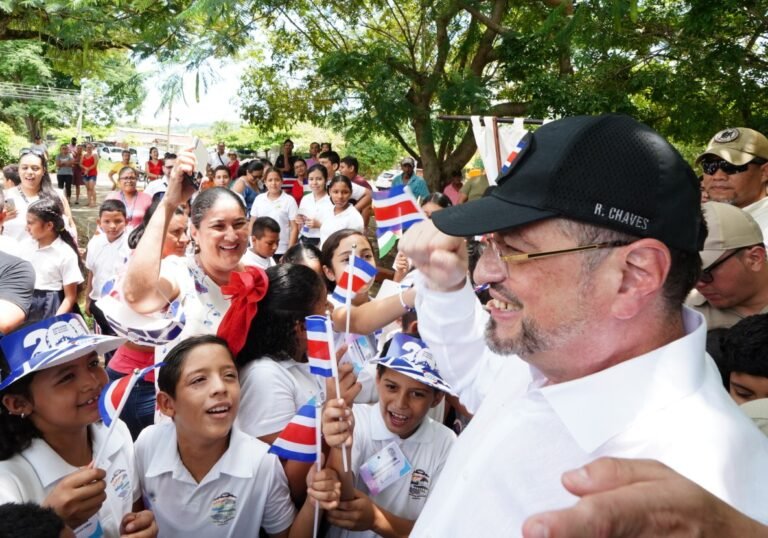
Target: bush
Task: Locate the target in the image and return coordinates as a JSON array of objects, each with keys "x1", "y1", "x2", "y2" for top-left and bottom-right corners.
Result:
[{"x1": 0, "y1": 122, "x2": 16, "y2": 167}]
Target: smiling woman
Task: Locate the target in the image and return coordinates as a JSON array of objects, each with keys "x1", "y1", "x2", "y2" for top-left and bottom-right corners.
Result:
[
  {"x1": 3, "y1": 151, "x2": 76, "y2": 243},
  {"x1": 120, "y1": 152, "x2": 250, "y2": 363}
]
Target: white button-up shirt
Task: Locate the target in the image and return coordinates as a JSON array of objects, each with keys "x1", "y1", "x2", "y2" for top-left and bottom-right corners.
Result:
[{"x1": 410, "y1": 277, "x2": 768, "y2": 537}]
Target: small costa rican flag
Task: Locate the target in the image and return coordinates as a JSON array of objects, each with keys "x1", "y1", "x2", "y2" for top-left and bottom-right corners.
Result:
[
  {"x1": 372, "y1": 185, "x2": 425, "y2": 256},
  {"x1": 499, "y1": 131, "x2": 532, "y2": 176},
  {"x1": 98, "y1": 364, "x2": 164, "y2": 427},
  {"x1": 306, "y1": 315, "x2": 335, "y2": 377},
  {"x1": 268, "y1": 397, "x2": 319, "y2": 463},
  {"x1": 331, "y1": 255, "x2": 377, "y2": 304}
]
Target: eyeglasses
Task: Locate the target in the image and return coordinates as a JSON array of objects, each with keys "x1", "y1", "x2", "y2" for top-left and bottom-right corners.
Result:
[
  {"x1": 484, "y1": 234, "x2": 632, "y2": 277},
  {"x1": 701, "y1": 159, "x2": 767, "y2": 175},
  {"x1": 120, "y1": 176, "x2": 137, "y2": 182},
  {"x1": 698, "y1": 248, "x2": 745, "y2": 284}
]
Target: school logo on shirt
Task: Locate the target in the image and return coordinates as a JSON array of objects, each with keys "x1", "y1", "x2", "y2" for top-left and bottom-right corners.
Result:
[
  {"x1": 210, "y1": 492, "x2": 237, "y2": 526},
  {"x1": 409, "y1": 469, "x2": 430, "y2": 500},
  {"x1": 110, "y1": 468, "x2": 132, "y2": 500}
]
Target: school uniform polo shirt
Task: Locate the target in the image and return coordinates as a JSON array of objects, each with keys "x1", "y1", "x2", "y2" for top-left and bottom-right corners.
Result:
[
  {"x1": 236, "y1": 358, "x2": 323, "y2": 439},
  {"x1": 0, "y1": 421, "x2": 139, "y2": 538},
  {"x1": 410, "y1": 277, "x2": 768, "y2": 536},
  {"x1": 19, "y1": 236, "x2": 83, "y2": 290},
  {"x1": 249, "y1": 192, "x2": 298, "y2": 254},
  {"x1": 328, "y1": 403, "x2": 456, "y2": 538},
  {"x1": 240, "y1": 249, "x2": 277, "y2": 269},
  {"x1": 135, "y1": 421, "x2": 295, "y2": 536},
  {"x1": 86, "y1": 232, "x2": 130, "y2": 300}
]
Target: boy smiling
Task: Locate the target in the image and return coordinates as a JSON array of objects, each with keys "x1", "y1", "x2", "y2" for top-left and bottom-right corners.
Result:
[
  {"x1": 322, "y1": 334, "x2": 456, "y2": 537},
  {"x1": 134, "y1": 335, "x2": 339, "y2": 537}
]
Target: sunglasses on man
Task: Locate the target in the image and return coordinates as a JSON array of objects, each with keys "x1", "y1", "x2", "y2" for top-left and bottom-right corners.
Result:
[{"x1": 701, "y1": 158, "x2": 767, "y2": 176}]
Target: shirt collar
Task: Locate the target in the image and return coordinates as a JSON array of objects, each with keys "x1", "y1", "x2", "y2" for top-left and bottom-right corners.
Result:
[
  {"x1": 537, "y1": 306, "x2": 708, "y2": 453},
  {"x1": 145, "y1": 424, "x2": 256, "y2": 484},
  {"x1": 23, "y1": 423, "x2": 122, "y2": 488},
  {"x1": 370, "y1": 403, "x2": 432, "y2": 444}
]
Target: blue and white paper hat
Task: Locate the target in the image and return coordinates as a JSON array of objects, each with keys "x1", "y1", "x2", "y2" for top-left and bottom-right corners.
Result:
[
  {"x1": 0, "y1": 314, "x2": 125, "y2": 390},
  {"x1": 377, "y1": 333, "x2": 454, "y2": 395}
]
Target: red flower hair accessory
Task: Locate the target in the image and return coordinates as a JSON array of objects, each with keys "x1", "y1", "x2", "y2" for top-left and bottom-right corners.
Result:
[{"x1": 218, "y1": 266, "x2": 269, "y2": 356}]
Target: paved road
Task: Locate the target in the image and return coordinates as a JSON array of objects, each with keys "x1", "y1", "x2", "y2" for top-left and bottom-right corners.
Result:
[{"x1": 57, "y1": 171, "x2": 132, "y2": 248}]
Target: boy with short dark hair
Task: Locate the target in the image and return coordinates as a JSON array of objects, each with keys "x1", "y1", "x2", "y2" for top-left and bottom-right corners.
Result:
[
  {"x1": 86, "y1": 199, "x2": 130, "y2": 335},
  {"x1": 322, "y1": 334, "x2": 456, "y2": 537},
  {"x1": 135, "y1": 335, "x2": 339, "y2": 536},
  {"x1": 242, "y1": 216, "x2": 280, "y2": 268},
  {"x1": 721, "y1": 314, "x2": 768, "y2": 404}
]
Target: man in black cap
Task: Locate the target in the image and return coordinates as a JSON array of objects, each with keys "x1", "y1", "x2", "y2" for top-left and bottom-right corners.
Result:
[{"x1": 400, "y1": 115, "x2": 768, "y2": 535}]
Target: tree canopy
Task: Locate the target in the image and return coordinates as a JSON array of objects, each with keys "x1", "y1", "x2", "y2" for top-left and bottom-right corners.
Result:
[{"x1": 237, "y1": 0, "x2": 768, "y2": 187}]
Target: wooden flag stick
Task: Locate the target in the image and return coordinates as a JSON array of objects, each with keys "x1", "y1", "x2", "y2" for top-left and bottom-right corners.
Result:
[{"x1": 325, "y1": 311, "x2": 349, "y2": 473}]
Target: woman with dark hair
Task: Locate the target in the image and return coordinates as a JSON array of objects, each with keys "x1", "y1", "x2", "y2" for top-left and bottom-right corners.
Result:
[
  {"x1": 121, "y1": 152, "x2": 250, "y2": 363},
  {"x1": 105, "y1": 166, "x2": 153, "y2": 228},
  {"x1": 3, "y1": 150, "x2": 76, "y2": 242},
  {"x1": 145, "y1": 146, "x2": 164, "y2": 182},
  {"x1": 231, "y1": 160, "x2": 264, "y2": 215}
]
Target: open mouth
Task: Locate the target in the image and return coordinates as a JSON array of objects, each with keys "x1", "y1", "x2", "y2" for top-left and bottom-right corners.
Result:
[
  {"x1": 206, "y1": 404, "x2": 232, "y2": 416},
  {"x1": 388, "y1": 410, "x2": 410, "y2": 428},
  {"x1": 77, "y1": 396, "x2": 99, "y2": 408},
  {"x1": 487, "y1": 298, "x2": 521, "y2": 312}
]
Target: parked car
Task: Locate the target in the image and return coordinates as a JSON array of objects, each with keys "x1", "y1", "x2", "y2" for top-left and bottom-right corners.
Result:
[
  {"x1": 374, "y1": 169, "x2": 399, "y2": 190},
  {"x1": 99, "y1": 146, "x2": 125, "y2": 162}
]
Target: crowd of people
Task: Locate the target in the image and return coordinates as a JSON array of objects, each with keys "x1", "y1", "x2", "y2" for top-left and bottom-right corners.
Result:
[{"x1": 0, "y1": 119, "x2": 768, "y2": 537}]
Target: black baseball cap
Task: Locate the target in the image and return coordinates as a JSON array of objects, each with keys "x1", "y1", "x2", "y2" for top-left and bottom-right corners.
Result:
[{"x1": 432, "y1": 114, "x2": 704, "y2": 253}]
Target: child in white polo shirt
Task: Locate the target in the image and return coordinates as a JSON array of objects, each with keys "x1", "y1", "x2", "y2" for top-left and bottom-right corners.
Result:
[
  {"x1": 322, "y1": 334, "x2": 456, "y2": 537},
  {"x1": 0, "y1": 314, "x2": 156, "y2": 538},
  {"x1": 86, "y1": 199, "x2": 131, "y2": 336},
  {"x1": 135, "y1": 334, "x2": 340, "y2": 537}
]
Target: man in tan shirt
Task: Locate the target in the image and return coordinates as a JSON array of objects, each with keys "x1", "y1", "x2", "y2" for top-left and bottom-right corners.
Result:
[{"x1": 687, "y1": 201, "x2": 768, "y2": 329}]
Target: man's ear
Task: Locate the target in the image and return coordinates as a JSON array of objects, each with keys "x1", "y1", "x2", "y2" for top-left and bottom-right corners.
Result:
[
  {"x1": 156, "y1": 391, "x2": 176, "y2": 419},
  {"x1": 743, "y1": 246, "x2": 766, "y2": 271},
  {"x1": 611, "y1": 239, "x2": 671, "y2": 320}
]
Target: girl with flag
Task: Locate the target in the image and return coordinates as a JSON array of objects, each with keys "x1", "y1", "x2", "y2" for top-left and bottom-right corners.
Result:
[
  {"x1": 0, "y1": 314, "x2": 157, "y2": 537},
  {"x1": 228, "y1": 263, "x2": 361, "y2": 501},
  {"x1": 134, "y1": 334, "x2": 341, "y2": 537},
  {"x1": 320, "y1": 229, "x2": 418, "y2": 353}
]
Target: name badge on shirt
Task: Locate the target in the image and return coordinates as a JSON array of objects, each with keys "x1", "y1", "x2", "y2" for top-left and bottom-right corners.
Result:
[
  {"x1": 359, "y1": 441, "x2": 412, "y2": 496},
  {"x1": 75, "y1": 515, "x2": 104, "y2": 538},
  {"x1": 341, "y1": 334, "x2": 378, "y2": 374}
]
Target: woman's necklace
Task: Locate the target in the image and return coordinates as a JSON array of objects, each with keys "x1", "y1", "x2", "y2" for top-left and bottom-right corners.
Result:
[
  {"x1": 120, "y1": 191, "x2": 138, "y2": 222},
  {"x1": 16, "y1": 186, "x2": 38, "y2": 204}
]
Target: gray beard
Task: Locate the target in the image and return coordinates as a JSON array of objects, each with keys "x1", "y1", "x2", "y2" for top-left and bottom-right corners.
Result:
[{"x1": 485, "y1": 316, "x2": 548, "y2": 358}]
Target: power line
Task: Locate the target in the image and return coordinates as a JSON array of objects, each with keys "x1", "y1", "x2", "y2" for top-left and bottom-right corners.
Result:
[{"x1": 0, "y1": 82, "x2": 80, "y2": 102}]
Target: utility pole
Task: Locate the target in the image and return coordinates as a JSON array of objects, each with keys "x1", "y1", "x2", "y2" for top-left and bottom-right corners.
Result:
[
  {"x1": 166, "y1": 101, "x2": 172, "y2": 153},
  {"x1": 76, "y1": 84, "x2": 85, "y2": 140}
]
